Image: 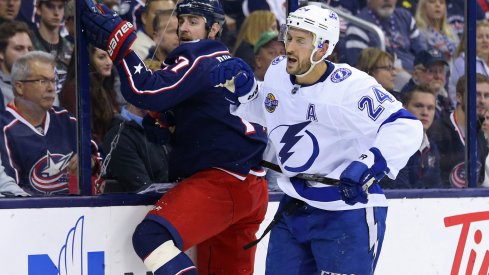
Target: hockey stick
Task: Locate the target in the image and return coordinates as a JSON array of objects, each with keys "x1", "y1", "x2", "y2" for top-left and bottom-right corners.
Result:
[
  {"x1": 260, "y1": 160, "x2": 376, "y2": 191},
  {"x1": 242, "y1": 161, "x2": 376, "y2": 250}
]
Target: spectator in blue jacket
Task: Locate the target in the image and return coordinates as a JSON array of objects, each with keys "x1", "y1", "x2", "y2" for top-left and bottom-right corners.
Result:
[
  {"x1": 382, "y1": 84, "x2": 442, "y2": 188},
  {"x1": 345, "y1": 0, "x2": 426, "y2": 87}
]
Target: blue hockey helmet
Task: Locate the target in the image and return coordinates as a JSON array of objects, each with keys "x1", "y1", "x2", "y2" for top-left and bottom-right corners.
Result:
[{"x1": 176, "y1": 0, "x2": 225, "y2": 30}]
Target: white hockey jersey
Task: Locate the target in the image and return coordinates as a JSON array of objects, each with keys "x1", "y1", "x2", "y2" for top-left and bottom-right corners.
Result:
[{"x1": 233, "y1": 56, "x2": 423, "y2": 210}]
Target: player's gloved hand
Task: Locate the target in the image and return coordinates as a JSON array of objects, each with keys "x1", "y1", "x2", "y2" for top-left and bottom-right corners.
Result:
[
  {"x1": 81, "y1": 3, "x2": 136, "y2": 63},
  {"x1": 209, "y1": 58, "x2": 258, "y2": 105},
  {"x1": 339, "y1": 147, "x2": 389, "y2": 205},
  {"x1": 142, "y1": 111, "x2": 173, "y2": 145}
]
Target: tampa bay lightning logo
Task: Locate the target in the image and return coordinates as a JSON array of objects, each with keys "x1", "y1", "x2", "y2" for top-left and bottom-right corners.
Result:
[
  {"x1": 269, "y1": 121, "x2": 319, "y2": 173},
  {"x1": 29, "y1": 151, "x2": 73, "y2": 193},
  {"x1": 272, "y1": 55, "x2": 286, "y2": 65},
  {"x1": 330, "y1": 68, "x2": 352, "y2": 83}
]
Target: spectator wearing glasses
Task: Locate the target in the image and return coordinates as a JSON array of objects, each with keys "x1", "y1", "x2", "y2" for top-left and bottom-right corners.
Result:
[
  {"x1": 356, "y1": 47, "x2": 399, "y2": 100},
  {"x1": 401, "y1": 49, "x2": 451, "y2": 117},
  {"x1": 0, "y1": 51, "x2": 102, "y2": 195}
]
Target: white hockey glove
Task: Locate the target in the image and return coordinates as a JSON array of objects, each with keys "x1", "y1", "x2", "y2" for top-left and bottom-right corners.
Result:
[
  {"x1": 339, "y1": 147, "x2": 389, "y2": 205},
  {"x1": 210, "y1": 58, "x2": 258, "y2": 105}
]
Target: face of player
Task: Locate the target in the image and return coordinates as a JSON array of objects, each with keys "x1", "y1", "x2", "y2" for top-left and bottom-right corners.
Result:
[
  {"x1": 476, "y1": 26, "x2": 489, "y2": 59},
  {"x1": 424, "y1": 0, "x2": 445, "y2": 22},
  {"x1": 177, "y1": 15, "x2": 208, "y2": 42},
  {"x1": 0, "y1": 32, "x2": 33, "y2": 73},
  {"x1": 405, "y1": 91, "x2": 436, "y2": 131},
  {"x1": 284, "y1": 27, "x2": 316, "y2": 76},
  {"x1": 37, "y1": 0, "x2": 65, "y2": 30},
  {"x1": 142, "y1": 0, "x2": 175, "y2": 35},
  {"x1": 0, "y1": 0, "x2": 20, "y2": 21},
  {"x1": 91, "y1": 48, "x2": 113, "y2": 78},
  {"x1": 476, "y1": 82, "x2": 489, "y2": 118},
  {"x1": 154, "y1": 15, "x2": 179, "y2": 58},
  {"x1": 371, "y1": 58, "x2": 396, "y2": 91},
  {"x1": 15, "y1": 60, "x2": 56, "y2": 111},
  {"x1": 368, "y1": 0, "x2": 396, "y2": 18}
]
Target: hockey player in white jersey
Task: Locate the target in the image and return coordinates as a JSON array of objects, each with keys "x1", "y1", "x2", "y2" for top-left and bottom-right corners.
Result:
[{"x1": 210, "y1": 4, "x2": 423, "y2": 275}]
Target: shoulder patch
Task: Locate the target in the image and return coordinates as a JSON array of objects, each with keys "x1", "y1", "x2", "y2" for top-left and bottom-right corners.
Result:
[
  {"x1": 330, "y1": 68, "x2": 352, "y2": 83},
  {"x1": 272, "y1": 55, "x2": 286, "y2": 65},
  {"x1": 265, "y1": 93, "x2": 279, "y2": 113}
]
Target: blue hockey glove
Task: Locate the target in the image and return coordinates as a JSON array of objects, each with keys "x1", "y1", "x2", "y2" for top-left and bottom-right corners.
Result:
[
  {"x1": 339, "y1": 147, "x2": 389, "y2": 205},
  {"x1": 210, "y1": 58, "x2": 258, "y2": 105},
  {"x1": 81, "y1": 3, "x2": 136, "y2": 63}
]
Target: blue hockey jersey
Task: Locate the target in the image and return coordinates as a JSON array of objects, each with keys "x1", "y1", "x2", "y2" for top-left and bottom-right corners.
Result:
[
  {"x1": 117, "y1": 40, "x2": 267, "y2": 180},
  {"x1": 0, "y1": 105, "x2": 77, "y2": 195}
]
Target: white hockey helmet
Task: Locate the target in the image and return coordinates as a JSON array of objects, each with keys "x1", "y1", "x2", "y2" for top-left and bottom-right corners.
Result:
[{"x1": 285, "y1": 5, "x2": 340, "y2": 59}]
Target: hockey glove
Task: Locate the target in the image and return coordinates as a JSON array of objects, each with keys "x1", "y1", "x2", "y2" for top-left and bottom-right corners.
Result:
[
  {"x1": 210, "y1": 58, "x2": 258, "y2": 105},
  {"x1": 339, "y1": 147, "x2": 389, "y2": 205},
  {"x1": 142, "y1": 112, "x2": 173, "y2": 145},
  {"x1": 81, "y1": 3, "x2": 136, "y2": 64}
]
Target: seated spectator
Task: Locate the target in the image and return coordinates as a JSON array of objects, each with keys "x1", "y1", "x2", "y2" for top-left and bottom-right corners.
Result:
[
  {"x1": 356, "y1": 47, "x2": 399, "y2": 99},
  {"x1": 132, "y1": 0, "x2": 175, "y2": 59},
  {"x1": 345, "y1": 0, "x2": 426, "y2": 87},
  {"x1": 89, "y1": 47, "x2": 121, "y2": 147},
  {"x1": 232, "y1": 10, "x2": 278, "y2": 69},
  {"x1": 430, "y1": 74, "x2": 489, "y2": 188},
  {"x1": 64, "y1": 0, "x2": 75, "y2": 44},
  {"x1": 253, "y1": 31, "x2": 285, "y2": 82},
  {"x1": 145, "y1": 9, "x2": 179, "y2": 65},
  {"x1": 0, "y1": 0, "x2": 20, "y2": 25},
  {"x1": 0, "y1": 155, "x2": 29, "y2": 197},
  {"x1": 382, "y1": 85, "x2": 442, "y2": 189},
  {"x1": 32, "y1": 0, "x2": 73, "y2": 95},
  {"x1": 0, "y1": 51, "x2": 101, "y2": 195},
  {"x1": 242, "y1": 0, "x2": 286, "y2": 25},
  {"x1": 481, "y1": 107, "x2": 489, "y2": 187},
  {"x1": 0, "y1": 20, "x2": 33, "y2": 107},
  {"x1": 401, "y1": 49, "x2": 451, "y2": 117},
  {"x1": 449, "y1": 20, "x2": 489, "y2": 108},
  {"x1": 101, "y1": 103, "x2": 171, "y2": 193},
  {"x1": 446, "y1": 0, "x2": 485, "y2": 39},
  {"x1": 415, "y1": 0, "x2": 459, "y2": 62}
]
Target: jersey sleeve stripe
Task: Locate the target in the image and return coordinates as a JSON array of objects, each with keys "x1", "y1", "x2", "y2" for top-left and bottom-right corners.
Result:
[{"x1": 122, "y1": 50, "x2": 230, "y2": 95}]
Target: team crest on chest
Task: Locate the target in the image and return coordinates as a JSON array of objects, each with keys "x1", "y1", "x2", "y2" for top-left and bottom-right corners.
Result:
[
  {"x1": 29, "y1": 151, "x2": 73, "y2": 194},
  {"x1": 265, "y1": 93, "x2": 279, "y2": 113},
  {"x1": 330, "y1": 68, "x2": 352, "y2": 83}
]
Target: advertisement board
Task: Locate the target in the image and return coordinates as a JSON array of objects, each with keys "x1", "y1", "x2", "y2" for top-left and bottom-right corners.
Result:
[{"x1": 1, "y1": 197, "x2": 488, "y2": 274}]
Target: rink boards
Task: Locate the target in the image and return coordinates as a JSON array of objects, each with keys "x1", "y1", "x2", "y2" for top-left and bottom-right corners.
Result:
[{"x1": 1, "y1": 190, "x2": 489, "y2": 275}]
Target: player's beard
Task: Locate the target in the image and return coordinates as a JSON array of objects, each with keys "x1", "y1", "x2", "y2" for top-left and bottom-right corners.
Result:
[{"x1": 286, "y1": 55, "x2": 311, "y2": 76}]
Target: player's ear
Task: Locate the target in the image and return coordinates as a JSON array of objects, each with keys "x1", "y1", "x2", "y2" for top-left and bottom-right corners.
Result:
[{"x1": 208, "y1": 22, "x2": 221, "y2": 40}]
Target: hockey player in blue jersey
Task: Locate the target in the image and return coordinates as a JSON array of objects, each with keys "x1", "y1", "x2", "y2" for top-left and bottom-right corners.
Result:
[
  {"x1": 81, "y1": 0, "x2": 268, "y2": 274},
  {"x1": 211, "y1": 5, "x2": 424, "y2": 275}
]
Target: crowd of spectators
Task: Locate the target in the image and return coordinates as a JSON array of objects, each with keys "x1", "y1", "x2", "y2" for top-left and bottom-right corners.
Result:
[{"x1": 0, "y1": 0, "x2": 488, "y2": 197}]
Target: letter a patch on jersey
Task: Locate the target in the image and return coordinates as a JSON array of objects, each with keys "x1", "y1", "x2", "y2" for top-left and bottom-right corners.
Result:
[{"x1": 306, "y1": 104, "x2": 317, "y2": 121}]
